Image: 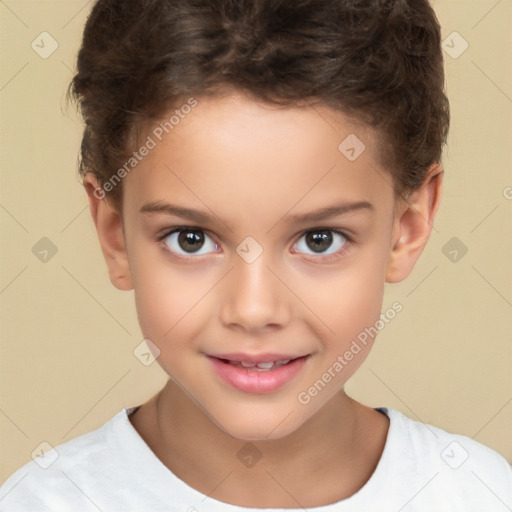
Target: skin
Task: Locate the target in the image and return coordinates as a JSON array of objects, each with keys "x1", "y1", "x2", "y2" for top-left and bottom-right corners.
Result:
[{"x1": 83, "y1": 90, "x2": 443, "y2": 508}]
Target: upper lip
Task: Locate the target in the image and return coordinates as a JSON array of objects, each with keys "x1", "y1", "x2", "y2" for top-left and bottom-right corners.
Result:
[{"x1": 207, "y1": 353, "x2": 308, "y2": 364}]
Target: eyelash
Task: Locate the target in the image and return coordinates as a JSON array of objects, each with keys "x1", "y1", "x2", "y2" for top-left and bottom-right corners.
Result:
[{"x1": 157, "y1": 226, "x2": 354, "y2": 262}]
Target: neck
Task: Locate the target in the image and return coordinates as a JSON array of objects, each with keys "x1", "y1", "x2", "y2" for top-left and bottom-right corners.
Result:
[{"x1": 133, "y1": 379, "x2": 388, "y2": 508}]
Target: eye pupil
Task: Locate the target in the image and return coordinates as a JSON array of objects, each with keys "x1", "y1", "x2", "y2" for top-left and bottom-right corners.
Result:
[
  {"x1": 306, "y1": 231, "x2": 332, "y2": 253},
  {"x1": 178, "y1": 230, "x2": 204, "y2": 253}
]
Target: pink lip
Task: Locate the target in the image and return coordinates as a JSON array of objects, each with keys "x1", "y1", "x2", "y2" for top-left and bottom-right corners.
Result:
[{"x1": 207, "y1": 354, "x2": 310, "y2": 394}]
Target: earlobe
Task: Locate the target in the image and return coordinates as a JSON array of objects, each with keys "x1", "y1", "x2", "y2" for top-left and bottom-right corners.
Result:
[
  {"x1": 385, "y1": 165, "x2": 443, "y2": 283},
  {"x1": 83, "y1": 173, "x2": 133, "y2": 291}
]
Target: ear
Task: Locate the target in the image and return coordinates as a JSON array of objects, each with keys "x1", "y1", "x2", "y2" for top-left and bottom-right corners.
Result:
[
  {"x1": 83, "y1": 173, "x2": 133, "y2": 291},
  {"x1": 385, "y1": 164, "x2": 444, "y2": 283}
]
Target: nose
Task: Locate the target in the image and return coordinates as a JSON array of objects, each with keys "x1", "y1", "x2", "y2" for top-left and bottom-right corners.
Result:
[{"x1": 220, "y1": 250, "x2": 291, "y2": 332}]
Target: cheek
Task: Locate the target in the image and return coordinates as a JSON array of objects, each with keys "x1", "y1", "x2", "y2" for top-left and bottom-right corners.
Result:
[
  {"x1": 296, "y1": 250, "x2": 387, "y2": 342},
  {"x1": 130, "y1": 249, "x2": 205, "y2": 340},
  {"x1": 132, "y1": 271, "x2": 206, "y2": 380}
]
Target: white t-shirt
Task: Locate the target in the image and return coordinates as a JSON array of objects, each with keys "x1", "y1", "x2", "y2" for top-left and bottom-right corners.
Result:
[{"x1": 1, "y1": 406, "x2": 511, "y2": 511}]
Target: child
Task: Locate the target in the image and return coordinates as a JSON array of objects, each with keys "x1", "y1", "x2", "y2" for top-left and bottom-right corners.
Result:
[{"x1": 1, "y1": 0, "x2": 511, "y2": 510}]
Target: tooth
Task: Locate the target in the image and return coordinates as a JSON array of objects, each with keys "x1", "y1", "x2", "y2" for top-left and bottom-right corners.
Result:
[
  {"x1": 255, "y1": 362, "x2": 274, "y2": 369},
  {"x1": 232, "y1": 359, "x2": 293, "y2": 370}
]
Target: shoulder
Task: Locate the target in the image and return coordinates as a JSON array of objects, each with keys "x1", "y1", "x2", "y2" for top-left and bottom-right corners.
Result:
[
  {"x1": 0, "y1": 409, "x2": 133, "y2": 511},
  {"x1": 380, "y1": 407, "x2": 512, "y2": 510},
  {"x1": 386, "y1": 407, "x2": 511, "y2": 474}
]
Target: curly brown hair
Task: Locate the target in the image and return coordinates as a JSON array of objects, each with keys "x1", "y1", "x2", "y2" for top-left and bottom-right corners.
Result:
[{"x1": 68, "y1": 0, "x2": 449, "y2": 211}]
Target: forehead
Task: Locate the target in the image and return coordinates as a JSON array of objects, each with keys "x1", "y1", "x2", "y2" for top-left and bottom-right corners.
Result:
[{"x1": 123, "y1": 92, "x2": 393, "y2": 222}]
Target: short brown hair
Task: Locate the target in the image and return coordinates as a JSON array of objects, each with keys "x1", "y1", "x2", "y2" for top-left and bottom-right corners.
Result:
[{"x1": 69, "y1": 0, "x2": 450, "y2": 210}]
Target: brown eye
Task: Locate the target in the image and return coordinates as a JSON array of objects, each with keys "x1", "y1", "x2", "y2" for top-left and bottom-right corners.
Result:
[
  {"x1": 162, "y1": 229, "x2": 219, "y2": 256},
  {"x1": 305, "y1": 231, "x2": 333, "y2": 253},
  {"x1": 294, "y1": 229, "x2": 348, "y2": 257},
  {"x1": 177, "y1": 230, "x2": 205, "y2": 253}
]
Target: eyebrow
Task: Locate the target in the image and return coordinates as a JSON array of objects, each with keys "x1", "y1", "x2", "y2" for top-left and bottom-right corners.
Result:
[{"x1": 139, "y1": 199, "x2": 374, "y2": 226}]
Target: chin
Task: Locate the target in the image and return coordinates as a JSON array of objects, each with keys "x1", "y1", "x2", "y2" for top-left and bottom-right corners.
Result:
[{"x1": 209, "y1": 407, "x2": 303, "y2": 442}]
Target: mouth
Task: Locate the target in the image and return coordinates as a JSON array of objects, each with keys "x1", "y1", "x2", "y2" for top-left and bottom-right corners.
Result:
[
  {"x1": 206, "y1": 354, "x2": 311, "y2": 394},
  {"x1": 215, "y1": 357, "x2": 301, "y2": 371}
]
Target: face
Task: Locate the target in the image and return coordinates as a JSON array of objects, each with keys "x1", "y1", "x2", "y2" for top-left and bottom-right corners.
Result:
[{"x1": 109, "y1": 91, "x2": 415, "y2": 440}]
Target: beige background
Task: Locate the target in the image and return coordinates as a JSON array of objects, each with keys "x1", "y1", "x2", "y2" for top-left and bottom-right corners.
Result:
[{"x1": 1, "y1": 0, "x2": 511, "y2": 484}]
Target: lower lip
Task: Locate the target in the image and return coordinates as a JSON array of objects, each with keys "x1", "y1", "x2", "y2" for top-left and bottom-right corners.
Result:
[{"x1": 207, "y1": 355, "x2": 309, "y2": 394}]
